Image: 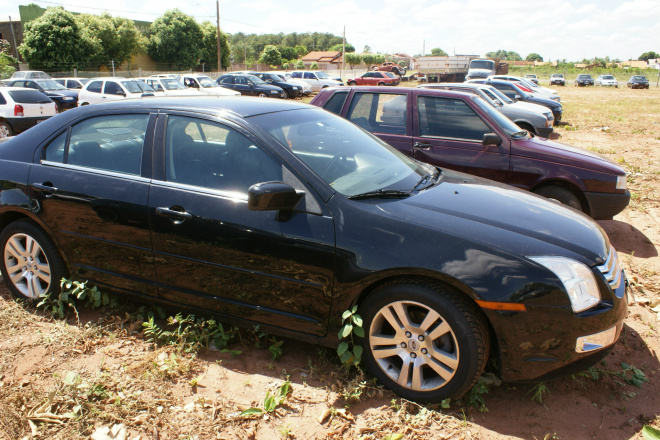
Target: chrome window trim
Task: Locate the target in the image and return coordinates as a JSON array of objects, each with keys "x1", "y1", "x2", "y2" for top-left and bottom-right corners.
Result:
[
  {"x1": 40, "y1": 160, "x2": 148, "y2": 182},
  {"x1": 150, "y1": 178, "x2": 249, "y2": 202}
]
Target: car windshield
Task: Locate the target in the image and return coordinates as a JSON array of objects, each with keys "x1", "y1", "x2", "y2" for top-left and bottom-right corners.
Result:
[
  {"x1": 246, "y1": 75, "x2": 266, "y2": 85},
  {"x1": 315, "y1": 72, "x2": 330, "y2": 79},
  {"x1": 260, "y1": 74, "x2": 280, "y2": 82},
  {"x1": 508, "y1": 83, "x2": 530, "y2": 99},
  {"x1": 471, "y1": 96, "x2": 530, "y2": 139},
  {"x1": 632, "y1": 76, "x2": 647, "y2": 80},
  {"x1": 249, "y1": 108, "x2": 432, "y2": 197},
  {"x1": 197, "y1": 77, "x2": 218, "y2": 88},
  {"x1": 578, "y1": 75, "x2": 591, "y2": 79},
  {"x1": 602, "y1": 76, "x2": 614, "y2": 79},
  {"x1": 78, "y1": 78, "x2": 90, "y2": 85},
  {"x1": 385, "y1": 72, "x2": 396, "y2": 78},
  {"x1": 35, "y1": 80, "x2": 68, "y2": 91},
  {"x1": 484, "y1": 86, "x2": 514, "y2": 104},
  {"x1": 121, "y1": 80, "x2": 155, "y2": 93},
  {"x1": 161, "y1": 79, "x2": 187, "y2": 90},
  {"x1": 470, "y1": 60, "x2": 494, "y2": 70},
  {"x1": 551, "y1": 74, "x2": 563, "y2": 78}
]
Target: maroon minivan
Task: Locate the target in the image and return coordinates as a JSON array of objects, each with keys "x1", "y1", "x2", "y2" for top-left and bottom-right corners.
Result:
[{"x1": 310, "y1": 86, "x2": 630, "y2": 220}]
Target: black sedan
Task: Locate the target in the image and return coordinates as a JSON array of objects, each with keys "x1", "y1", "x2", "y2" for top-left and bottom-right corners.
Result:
[
  {"x1": 627, "y1": 75, "x2": 650, "y2": 89},
  {"x1": 0, "y1": 97, "x2": 627, "y2": 402},
  {"x1": 6, "y1": 79, "x2": 79, "y2": 112},
  {"x1": 248, "y1": 72, "x2": 303, "y2": 99},
  {"x1": 484, "y1": 79, "x2": 564, "y2": 124},
  {"x1": 216, "y1": 73, "x2": 286, "y2": 98},
  {"x1": 574, "y1": 74, "x2": 595, "y2": 86}
]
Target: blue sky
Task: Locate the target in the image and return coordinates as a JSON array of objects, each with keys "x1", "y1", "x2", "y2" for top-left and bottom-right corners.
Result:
[{"x1": 1, "y1": 0, "x2": 658, "y2": 62}]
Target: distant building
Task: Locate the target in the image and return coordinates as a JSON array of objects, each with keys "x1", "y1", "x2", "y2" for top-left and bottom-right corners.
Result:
[
  {"x1": 619, "y1": 60, "x2": 648, "y2": 69},
  {"x1": 301, "y1": 51, "x2": 343, "y2": 70}
]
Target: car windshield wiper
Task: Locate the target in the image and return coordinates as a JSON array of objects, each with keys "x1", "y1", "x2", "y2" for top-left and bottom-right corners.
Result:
[
  {"x1": 348, "y1": 189, "x2": 411, "y2": 200},
  {"x1": 410, "y1": 167, "x2": 442, "y2": 193}
]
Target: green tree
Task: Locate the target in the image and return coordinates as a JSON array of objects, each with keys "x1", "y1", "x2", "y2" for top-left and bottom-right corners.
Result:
[
  {"x1": 431, "y1": 47, "x2": 447, "y2": 56},
  {"x1": 329, "y1": 43, "x2": 355, "y2": 53},
  {"x1": 486, "y1": 50, "x2": 522, "y2": 61},
  {"x1": 373, "y1": 54, "x2": 385, "y2": 64},
  {"x1": 76, "y1": 13, "x2": 146, "y2": 70},
  {"x1": 19, "y1": 7, "x2": 91, "y2": 71},
  {"x1": 199, "y1": 22, "x2": 230, "y2": 70},
  {"x1": 525, "y1": 53, "x2": 543, "y2": 62},
  {"x1": 362, "y1": 54, "x2": 375, "y2": 66},
  {"x1": 344, "y1": 52, "x2": 362, "y2": 68},
  {"x1": 295, "y1": 59, "x2": 305, "y2": 69},
  {"x1": 278, "y1": 46, "x2": 296, "y2": 60},
  {"x1": 0, "y1": 40, "x2": 18, "y2": 78},
  {"x1": 310, "y1": 62, "x2": 319, "y2": 70},
  {"x1": 148, "y1": 9, "x2": 203, "y2": 70},
  {"x1": 259, "y1": 45, "x2": 282, "y2": 66},
  {"x1": 294, "y1": 45, "x2": 308, "y2": 58},
  {"x1": 363, "y1": 45, "x2": 371, "y2": 53},
  {"x1": 638, "y1": 51, "x2": 659, "y2": 62}
]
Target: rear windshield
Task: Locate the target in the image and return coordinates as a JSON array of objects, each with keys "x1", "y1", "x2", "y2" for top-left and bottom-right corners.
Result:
[{"x1": 8, "y1": 90, "x2": 52, "y2": 104}]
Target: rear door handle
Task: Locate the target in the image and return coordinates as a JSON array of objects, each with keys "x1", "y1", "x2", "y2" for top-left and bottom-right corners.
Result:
[
  {"x1": 413, "y1": 142, "x2": 432, "y2": 150},
  {"x1": 156, "y1": 207, "x2": 193, "y2": 220},
  {"x1": 32, "y1": 183, "x2": 59, "y2": 196}
]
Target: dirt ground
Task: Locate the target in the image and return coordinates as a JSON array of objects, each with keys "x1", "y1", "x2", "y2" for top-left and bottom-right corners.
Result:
[{"x1": 1, "y1": 85, "x2": 659, "y2": 440}]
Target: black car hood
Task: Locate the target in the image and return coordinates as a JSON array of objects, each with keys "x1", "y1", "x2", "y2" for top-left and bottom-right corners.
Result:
[
  {"x1": 379, "y1": 170, "x2": 609, "y2": 265},
  {"x1": 46, "y1": 90, "x2": 79, "y2": 98}
]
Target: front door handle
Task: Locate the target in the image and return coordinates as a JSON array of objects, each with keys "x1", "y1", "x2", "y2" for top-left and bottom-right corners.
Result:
[
  {"x1": 413, "y1": 142, "x2": 432, "y2": 150},
  {"x1": 33, "y1": 183, "x2": 59, "y2": 192}
]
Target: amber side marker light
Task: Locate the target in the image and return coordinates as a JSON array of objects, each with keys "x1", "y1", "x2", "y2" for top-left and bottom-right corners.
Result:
[{"x1": 476, "y1": 300, "x2": 527, "y2": 312}]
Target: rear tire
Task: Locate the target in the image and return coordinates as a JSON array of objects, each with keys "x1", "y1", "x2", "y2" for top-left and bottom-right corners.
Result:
[
  {"x1": 360, "y1": 280, "x2": 489, "y2": 402},
  {"x1": 0, "y1": 121, "x2": 14, "y2": 138},
  {"x1": 348, "y1": 81, "x2": 357, "y2": 86},
  {"x1": 534, "y1": 185, "x2": 583, "y2": 212},
  {"x1": 0, "y1": 221, "x2": 65, "y2": 301}
]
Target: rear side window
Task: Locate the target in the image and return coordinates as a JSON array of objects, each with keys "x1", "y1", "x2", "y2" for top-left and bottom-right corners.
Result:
[
  {"x1": 346, "y1": 93, "x2": 407, "y2": 135},
  {"x1": 0, "y1": 92, "x2": 6, "y2": 105},
  {"x1": 45, "y1": 114, "x2": 149, "y2": 175},
  {"x1": 417, "y1": 96, "x2": 491, "y2": 141},
  {"x1": 7, "y1": 90, "x2": 51, "y2": 104},
  {"x1": 303, "y1": 72, "x2": 315, "y2": 79},
  {"x1": 291, "y1": 72, "x2": 302, "y2": 78},
  {"x1": 323, "y1": 91, "x2": 349, "y2": 115},
  {"x1": 87, "y1": 81, "x2": 102, "y2": 93}
]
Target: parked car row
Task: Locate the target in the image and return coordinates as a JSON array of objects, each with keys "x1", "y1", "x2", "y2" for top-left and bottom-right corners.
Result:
[{"x1": 0, "y1": 95, "x2": 629, "y2": 404}]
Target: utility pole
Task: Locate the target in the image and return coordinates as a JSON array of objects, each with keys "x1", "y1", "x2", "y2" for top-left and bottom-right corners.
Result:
[
  {"x1": 422, "y1": 40, "x2": 425, "y2": 57},
  {"x1": 341, "y1": 26, "x2": 345, "y2": 79},
  {"x1": 216, "y1": 1, "x2": 221, "y2": 72}
]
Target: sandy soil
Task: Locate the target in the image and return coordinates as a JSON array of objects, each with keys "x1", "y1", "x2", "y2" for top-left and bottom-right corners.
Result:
[{"x1": 0, "y1": 85, "x2": 659, "y2": 440}]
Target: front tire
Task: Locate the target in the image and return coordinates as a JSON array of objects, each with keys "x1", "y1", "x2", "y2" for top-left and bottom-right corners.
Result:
[
  {"x1": 534, "y1": 185, "x2": 583, "y2": 212},
  {"x1": 360, "y1": 280, "x2": 489, "y2": 402},
  {"x1": 258, "y1": 92, "x2": 268, "y2": 98},
  {"x1": 0, "y1": 221, "x2": 65, "y2": 301},
  {"x1": 348, "y1": 81, "x2": 357, "y2": 86}
]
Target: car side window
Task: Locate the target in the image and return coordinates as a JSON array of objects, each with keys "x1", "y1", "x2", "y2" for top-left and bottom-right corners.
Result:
[
  {"x1": 322, "y1": 91, "x2": 349, "y2": 115},
  {"x1": 219, "y1": 76, "x2": 233, "y2": 84},
  {"x1": 87, "y1": 81, "x2": 103, "y2": 93},
  {"x1": 291, "y1": 72, "x2": 301, "y2": 78},
  {"x1": 0, "y1": 92, "x2": 6, "y2": 105},
  {"x1": 303, "y1": 72, "x2": 315, "y2": 80},
  {"x1": 63, "y1": 114, "x2": 148, "y2": 175},
  {"x1": 492, "y1": 84, "x2": 516, "y2": 99},
  {"x1": 165, "y1": 116, "x2": 282, "y2": 193},
  {"x1": 417, "y1": 96, "x2": 491, "y2": 141},
  {"x1": 104, "y1": 82, "x2": 122, "y2": 95},
  {"x1": 346, "y1": 92, "x2": 407, "y2": 135}
]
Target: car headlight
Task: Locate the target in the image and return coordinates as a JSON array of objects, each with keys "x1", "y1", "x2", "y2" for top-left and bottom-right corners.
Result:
[
  {"x1": 63, "y1": 97, "x2": 74, "y2": 101},
  {"x1": 616, "y1": 175, "x2": 627, "y2": 190},
  {"x1": 529, "y1": 256, "x2": 601, "y2": 313}
]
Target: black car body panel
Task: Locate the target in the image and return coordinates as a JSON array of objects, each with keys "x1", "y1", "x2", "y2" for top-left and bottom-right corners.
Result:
[
  {"x1": 0, "y1": 97, "x2": 627, "y2": 387},
  {"x1": 248, "y1": 72, "x2": 303, "y2": 98},
  {"x1": 216, "y1": 74, "x2": 286, "y2": 98}
]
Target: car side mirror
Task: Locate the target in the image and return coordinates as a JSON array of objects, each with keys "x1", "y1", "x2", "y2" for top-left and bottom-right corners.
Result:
[
  {"x1": 248, "y1": 182, "x2": 304, "y2": 211},
  {"x1": 494, "y1": 99, "x2": 503, "y2": 107},
  {"x1": 514, "y1": 94, "x2": 522, "y2": 100},
  {"x1": 116, "y1": 90, "x2": 126, "y2": 96},
  {"x1": 482, "y1": 133, "x2": 501, "y2": 147}
]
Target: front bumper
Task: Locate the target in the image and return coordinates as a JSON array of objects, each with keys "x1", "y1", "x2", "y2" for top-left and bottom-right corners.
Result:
[
  {"x1": 552, "y1": 111, "x2": 562, "y2": 125},
  {"x1": 536, "y1": 126, "x2": 554, "y2": 138},
  {"x1": 485, "y1": 266, "x2": 628, "y2": 383},
  {"x1": 584, "y1": 190, "x2": 631, "y2": 220}
]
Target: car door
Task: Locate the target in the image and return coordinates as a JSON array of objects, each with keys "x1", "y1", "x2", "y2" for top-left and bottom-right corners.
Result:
[
  {"x1": 83, "y1": 80, "x2": 104, "y2": 104},
  {"x1": 28, "y1": 112, "x2": 158, "y2": 296},
  {"x1": 411, "y1": 93, "x2": 510, "y2": 182},
  {"x1": 344, "y1": 91, "x2": 413, "y2": 155},
  {"x1": 303, "y1": 72, "x2": 320, "y2": 91},
  {"x1": 102, "y1": 81, "x2": 126, "y2": 102},
  {"x1": 147, "y1": 114, "x2": 335, "y2": 336}
]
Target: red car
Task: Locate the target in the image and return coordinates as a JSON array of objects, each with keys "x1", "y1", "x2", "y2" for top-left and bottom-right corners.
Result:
[{"x1": 347, "y1": 71, "x2": 400, "y2": 86}]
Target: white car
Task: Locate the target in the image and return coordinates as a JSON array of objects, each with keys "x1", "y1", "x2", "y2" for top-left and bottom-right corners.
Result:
[
  {"x1": 143, "y1": 77, "x2": 202, "y2": 96},
  {"x1": 54, "y1": 77, "x2": 90, "y2": 90},
  {"x1": 488, "y1": 75, "x2": 560, "y2": 101},
  {"x1": 289, "y1": 71, "x2": 343, "y2": 92},
  {"x1": 0, "y1": 87, "x2": 56, "y2": 138},
  {"x1": 179, "y1": 74, "x2": 240, "y2": 96},
  {"x1": 595, "y1": 75, "x2": 619, "y2": 87},
  {"x1": 10, "y1": 70, "x2": 51, "y2": 80},
  {"x1": 78, "y1": 77, "x2": 156, "y2": 106},
  {"x1": 268, "y1": 71, "x2": 312, "y2": 96}
]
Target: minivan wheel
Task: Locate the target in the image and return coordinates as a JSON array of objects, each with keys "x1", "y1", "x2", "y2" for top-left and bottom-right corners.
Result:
[
  {"x1": 0, "y1": 221, "x2": 65, "y2": 301},
  {"x1": 534, "y1": 185, "x2": 583, "y2": 212},
  {"x1": 360, "y1": 281, "x2": 489, "y2": 402}
]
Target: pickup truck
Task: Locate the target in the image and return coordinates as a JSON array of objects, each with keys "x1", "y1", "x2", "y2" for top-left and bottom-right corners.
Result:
[{"x1": 310, "y1": 86, "x2": 630, "y2": 219}]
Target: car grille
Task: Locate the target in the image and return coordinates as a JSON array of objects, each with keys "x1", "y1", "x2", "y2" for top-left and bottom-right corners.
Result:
[{"x1": 597, "y1": 247, "x2": 622, "y2": 292}]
